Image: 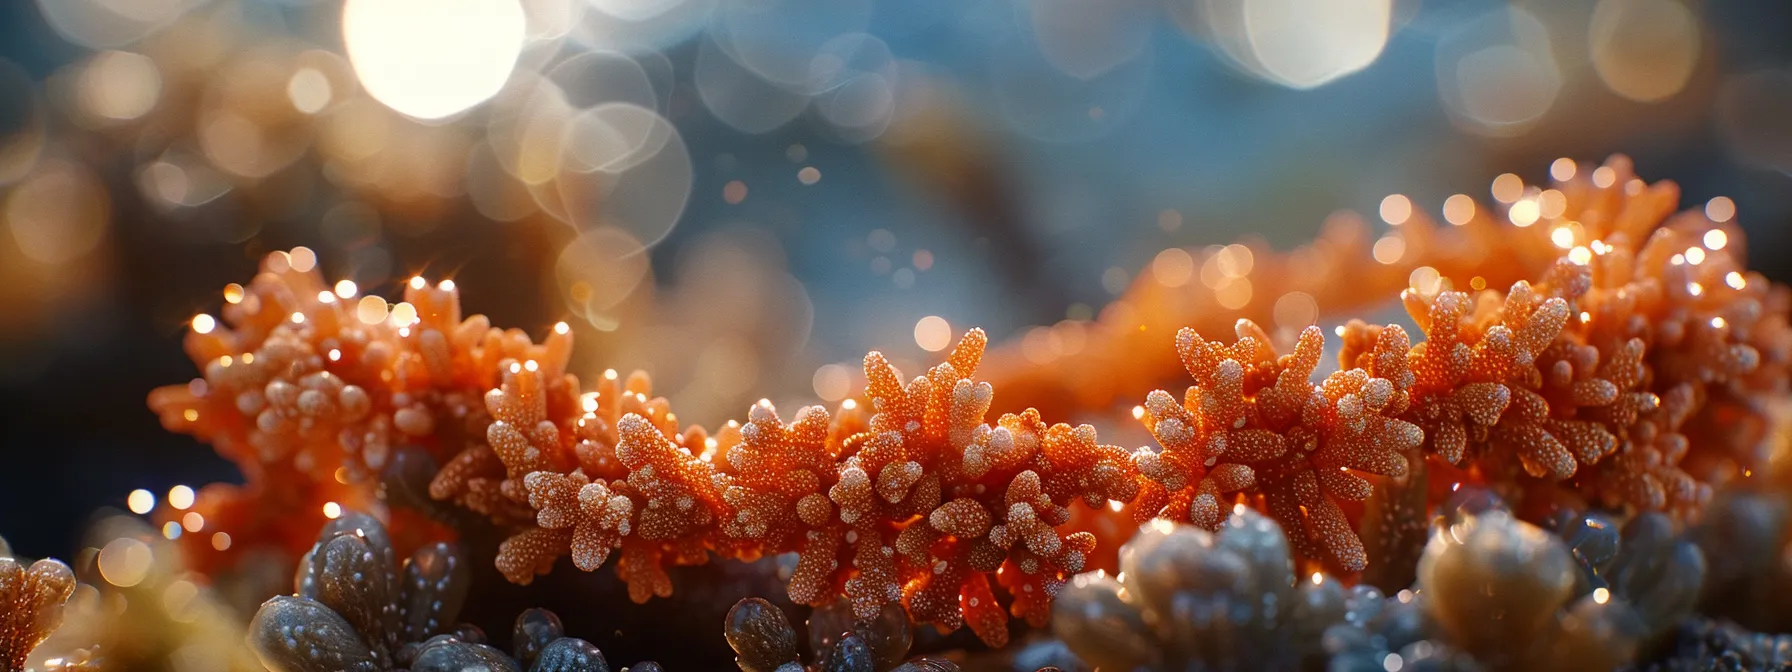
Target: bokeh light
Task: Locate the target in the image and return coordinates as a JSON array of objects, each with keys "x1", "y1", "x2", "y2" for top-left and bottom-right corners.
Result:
[
  {"x1": 1590, "y1": 0, "x2": 1700, "y2": 103},
  {"x1": 35, "y1": 0, "x2": 191, "y2": 49},
  {"x1": 1443, "y1": 194, "x2": 1476, "y2": 225},
  {"x1": 1027, "y1": 0, "x2": 1155, "y2": 80},
  {"x1": 126, "y1": 489, "x2": 155, "y2": 514},
  {"x1": 1242, "y1": 0, "x2": 1392, "y2": 89},
  {"x1": 1706, "y1": 197, "x2": 1735, "y2": 223},
  {"x1": 97, "y1": 537, "x2": 153, "y2": 587},
  {"x1": 343, "y1": 0, "x2": 526, "y2": 120},
  {"x1": 812, "y1": 364, "x2": 852, "y2": 402},
  {"x1": 1152, "y1": 248, "x2": 1195, "y2": 287},
  {"x1": 4, "y1": 159, "x2": 109, "y2": 264},
  {"x1": 557, "y1": 226, "x2": 651, "y2": 327},
  {"x1": 1436, "y1": 7, "x2": 1561, "y2": 137},
  {"x1": 1717, "y1": 70, "x2": 1792, "y2": 174},
  {"x1": 695, "y1": 34, "x2": 809, "y2": 134},
  {"x1": 77, "y1": 51, "x2": 161, "y2": 121},
  {"x1": 1171, "y1": 0, "x2": 1389, "y2": 89},
  {"x1": 167, "y1": 485, "x2": 194, "y2": 510},
  {"x1": 914, "y1": 316, "x2": 952, "y2": 352}
]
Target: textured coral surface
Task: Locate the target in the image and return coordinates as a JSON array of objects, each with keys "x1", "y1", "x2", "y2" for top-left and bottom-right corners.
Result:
[
  {"x1": 1, "y1": 553, "x2": 76, "y2": 672},
  {"x1": 138, "y1": 156, "x2": 1791, "y2": 652}
]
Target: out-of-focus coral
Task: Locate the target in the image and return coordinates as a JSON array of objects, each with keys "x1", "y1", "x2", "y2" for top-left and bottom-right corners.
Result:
[
  {"x1": 722, "y1": 596, "x2": 962, "y2": 672},
  {"x1": 1133, "y1": 321, "x2": 1420, "y2": 573},
  {"x1": 1546, "y1": 508, "x2": 1705, "y2": 638},
  {"x1": 1634, "y1": 616, "x2": 1792, "y2": 671},
  {"x1": 1693, "y1": 490, "x2": 1792, "y2": 634},
  {"x1": 1052, "y1": 507, "x2": 1356, "y2": 670},
  {"x1": 1, "y1": 540, "x2": 76, "y2": 672},
  {"x1": 22, "y1": 516, "x2": 261, "y2": 672},
  {"x1": 1415, "y1": 508, "x2": 1635, "y2": 669}
]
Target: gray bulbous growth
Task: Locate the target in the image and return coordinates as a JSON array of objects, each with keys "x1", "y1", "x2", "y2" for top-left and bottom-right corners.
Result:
[
  {"x1": 724, "y1": 598, "x2": 801, "y2": 672},
  {"x1": 1693, "y1": 491, "x2": 1792, "y2": 633},
  {"x1": 1588, "y1": 512, "x2": 1705, "y2": 638},
  {"x1": 530, "y1": 637, "x2": 611, "y2": 672},
  {"x1": 1325, "y1": 491, "x2": 1710, "y2": 672},
  {"x1": 410, "y1": 635, "x2": 520, "y2": 672},
  {"x1": 887, "y1": 659, "x2": 960, "y2": 672},
  {"x1": 254, "y1": 509, "x2": 623, "y2": 672},
  {"x1": 807, "y1": 600, "x2": 911, "y2": 672},
  {"x1": 821, "y1": 634, "x2": 875, "y2": 672},
  {"x1": 250, "y1": 595, "x2": 384, "y2": 672},
  {"x1": 725, "y1": 597, "x2": 959, "y2": 672},
  {"x1": 513, "y1": 608, "x2": 565, "y2": 670},
  {"x1": 1419, "y1": 508, "x2": 1636, "y2": 670},
  {"x1": 1052, "y1": 508, "x2": 1350, "y2": 671}
]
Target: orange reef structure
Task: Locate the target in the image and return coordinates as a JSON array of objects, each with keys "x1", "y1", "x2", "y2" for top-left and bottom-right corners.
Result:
[{"x1": 142, "y1": 156, "x2": 1790, "y2": 647}]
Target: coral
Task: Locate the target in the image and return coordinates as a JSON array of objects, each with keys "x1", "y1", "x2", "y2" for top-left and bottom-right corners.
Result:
[
  {"x1": 1, "y1": 547, "x2": 75, "y2": 672},
  {"x1": 148, "y1": 252, "x2": 571, "y2": 572},
  {"x1": 488, "y1": 364, "x2": 697, "y2": 595},
  {"x1": 860, "y1": 331, "x2": 1135, "y2": 645},
  {"x1": 494, "y1": 377, "x2": 716, "y2": 602},
  {"x1": 137, "y1": 155, "x2": 1792, "y2": 666},
  {"x1": 1134, "y1": 321, "x2": 1420, "y2": 572},
  {"x1": 1372, "y1": 179, "x2": 1781, "y2": 518},
  {"x1": 483, "y1": 329, "x2": 1138, "y2": 647},
  {"x1": 988, "y1": 155, "x2": 1790, "y2": 528}
]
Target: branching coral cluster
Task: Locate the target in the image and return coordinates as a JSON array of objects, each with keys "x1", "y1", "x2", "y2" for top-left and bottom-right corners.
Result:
[
  {"x1": 144, "y1": 156, "x2": 1792, "y2": 649},
  {"x1": 489, "y1": 330, "x2": 1139, "y2": 647},
  {"x1": 148, "y1": 259, "x2": 570, "y2": 572},
  {"x1": 1130, "y1": 156, "x2": 1790, "y2": 574}
]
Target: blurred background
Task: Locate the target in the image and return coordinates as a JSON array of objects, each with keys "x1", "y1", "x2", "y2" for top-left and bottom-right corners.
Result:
[{"x1": 1, "y1": 0, "x2": 1789, "y2": 563}]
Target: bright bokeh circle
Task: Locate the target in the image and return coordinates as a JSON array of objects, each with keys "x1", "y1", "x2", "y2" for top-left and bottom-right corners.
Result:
[{"x1": 342, "y1": 0, "x2": 526, "y2": 120}]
